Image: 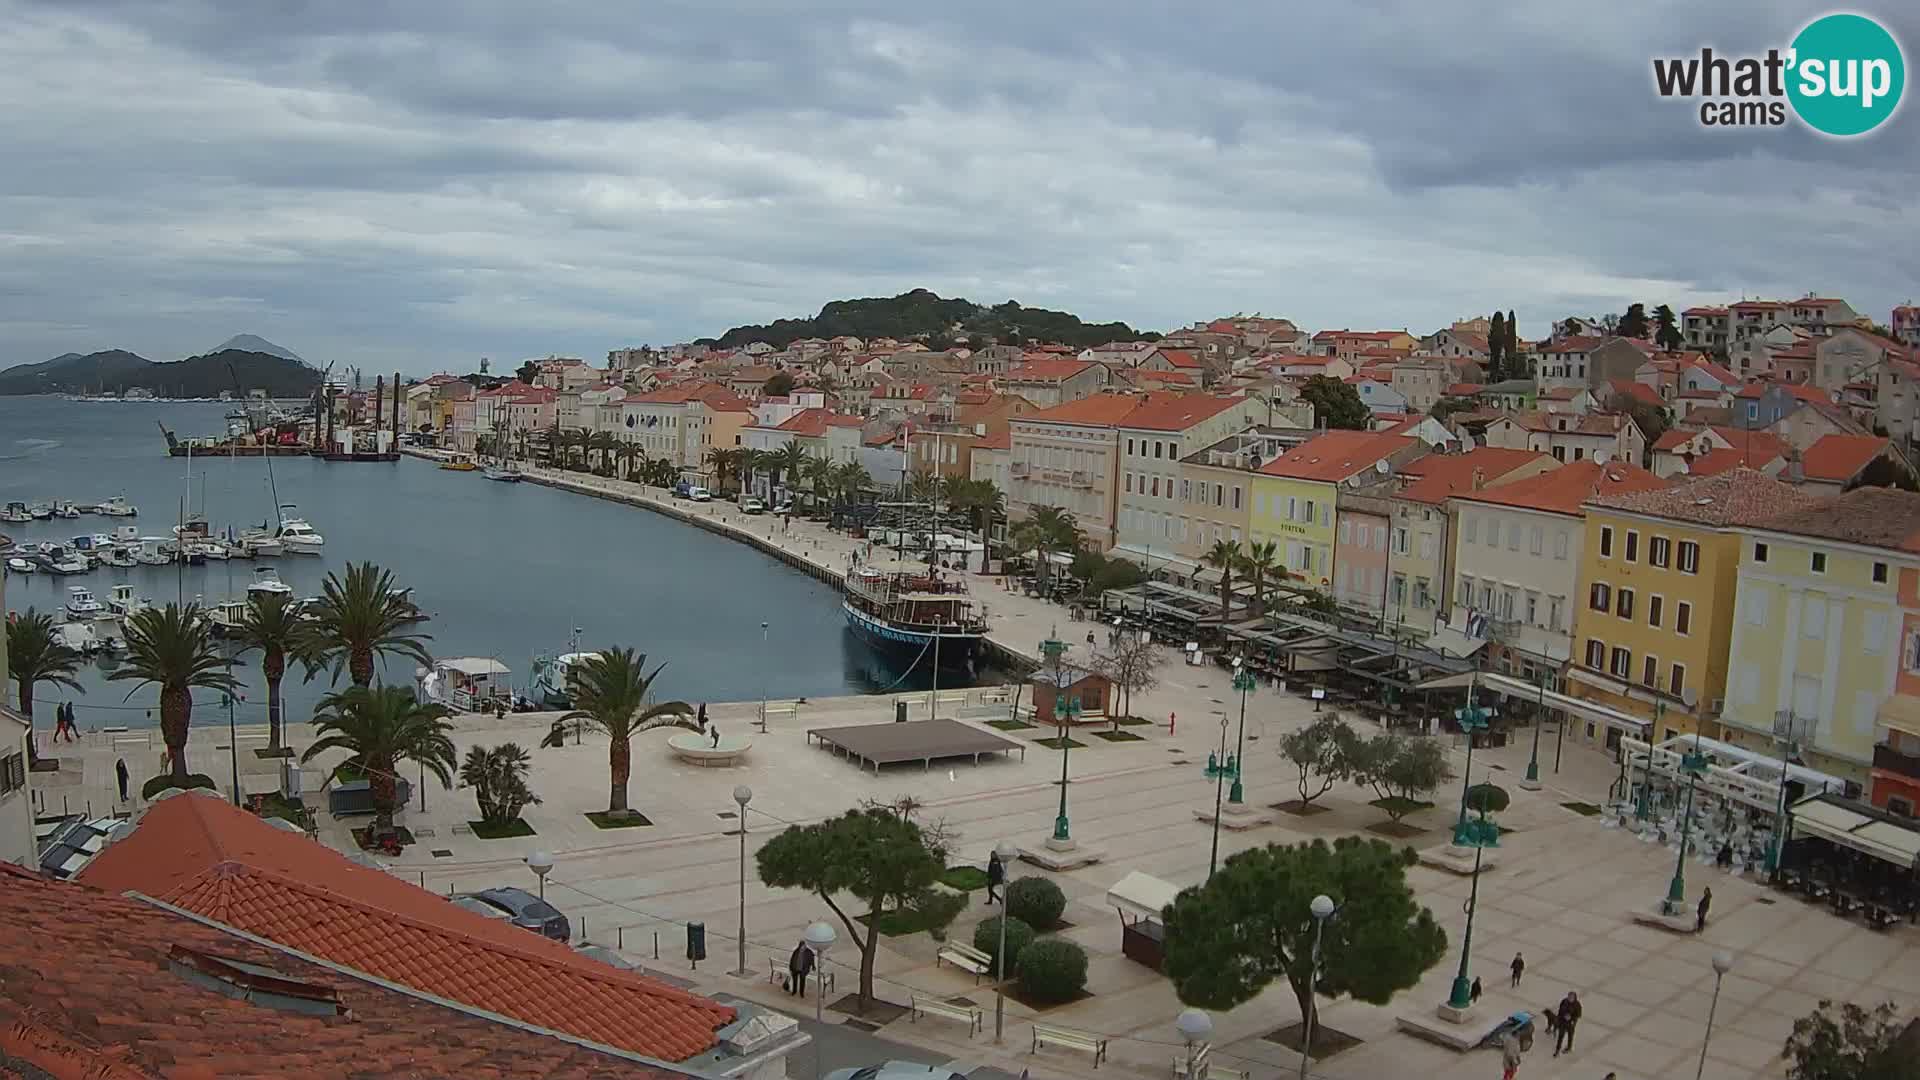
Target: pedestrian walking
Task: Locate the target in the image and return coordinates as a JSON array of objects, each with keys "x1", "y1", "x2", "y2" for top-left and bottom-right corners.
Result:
[
  {"x1": 1086, "y1": 630, "x2": 1095, "y2": 646},
  {"x1": 1499, "y1": 1033, "x2": 1522, "y2": 1080},
  {"x1": 1511, "y1": 952, "x2": 1525, "y2": 988},
  {"x1": 1696, "y1": 887, "x2": 1713, "y2": 933},
  {"x1": 115, "y1": 758, "x2": 130, "y2": 803},
  {"x1": 696, "y1": 703, "x2": 708, "y2": 733},
  {"x1": 985, "y1": 848, "x2": 1006, "y2": 905},
  {"x1": 709, "y1": 723, "x2": 721, "y2": 748},
  {"x1": 1469, "y1": 976, "x2": 1482, "y2": 1004},
  {"x1": 786, "y1": 939, "x2": 813, "y2": 996},
  {"x1": 1553, "y1": 992, "x2": 1581, "y2": 1056},
  {"x1": 1169, "y1": 710, "x2": 1176, "y2": 735}
]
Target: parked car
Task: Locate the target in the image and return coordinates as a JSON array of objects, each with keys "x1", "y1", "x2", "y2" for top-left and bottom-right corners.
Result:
[
  {"x1": 454, "y1": 886, "x2": 571, "y2": 942},
  {"x1": 689, "y1": 486, "x2": 713, "y2": 502},
  {"x1": 826, "y1": 1063, "x2": 965, "y2": 1080},
  {"x1": 672, "y1": 480, "x2": 693, "y2": 498},
  {"x1": 741, "y1": 497, "x2": 765, "y2": 514}
]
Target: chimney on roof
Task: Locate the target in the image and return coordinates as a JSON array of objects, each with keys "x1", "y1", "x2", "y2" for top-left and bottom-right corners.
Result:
[{"x1": 1470, "y1": 467, "x2": 1485, "y2": 491}]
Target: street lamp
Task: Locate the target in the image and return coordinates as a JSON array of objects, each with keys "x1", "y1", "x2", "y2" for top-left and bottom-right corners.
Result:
[
  {"x1": 1637, "y1": 701, "x2": 1666, "y2": 822},
  {"x1": 992, "y1": 839, "x2": 1020, "y2": 1042},
  {"x1": 1661, "y1": 731, "x2": 1710, "y2": 917},
  {"x1": 1229, "y1": 657, "x2": 1256, "y2": 805},
  {"x1": 1175, "y1": 1008, "x2": 1212, "y2": 1079},
  {"x1": 757, "y1": 621, "x2": 770, "y2": 733},
  {"x1": 1765, "y1": 710, "x2": 1810, "y2": 874},
  {"x1": 1523, "y1": 669, "x2": 1550, "y2": 787},
  {"x1": 1451, "y1": 676, "x2": 1491, "y2": 847},
  {"x1": 1695, "y1": 951, "x2": 1734, "y2": 1080},
  {"x1": 1207, "y1": 708, "x2": 1232, "y2": 880},
  {"x1": 1444, "y1": 814, "x2": 1500, "y2": 1014},
  {"x1": 1300, "y1": 894, "x2": 1337, "y2": 1080},
  {"x1": 1041, "y1": 632, "x2": 1081, "y2": 846},
  {"x1": 803, "y1": 921, "x2": 837, "y2": 1024},
  {"x1": 731, "y1": 785, "x2": 753, "y2": 977},
  {"x1": 526, "y1": 851, "x2": 554, "y2": 901}
]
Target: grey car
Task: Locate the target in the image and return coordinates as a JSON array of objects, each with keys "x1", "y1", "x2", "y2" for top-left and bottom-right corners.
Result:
[
  {"x1": 825, "y1": 1064, "x2": 965, "y2": 1080},
  {"x1": 457, "y1": 887, "x2": 571, "y2": 942}
]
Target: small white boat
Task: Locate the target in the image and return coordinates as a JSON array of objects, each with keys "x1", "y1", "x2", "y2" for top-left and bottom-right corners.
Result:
[
  {"x1": 102, "y1": 547, "x2": 138, "y2": 568},
  {"x1": 96, "y1": 496, "x2": 137, "y2": 517},
  {"x1": 65, "y1": 586, "x2": 106, "y2": 619},
  {"x1": 108, "y1": 525, "x2": 140, "y2": 545},
  {"x1": 246, "y1": 566, "x2": 294, "y2": 600},
  {"x1": 206, "y1": 597, "x2": 250, "y2": 636},
  {"x1": 4, "y1": 556, "x2": 33, "y2": 574},
  {"x1": 237, "y1": 529, "x2": 284, "y2": 557},
  {"x1": 530, "y1": 651, "x2": 601, "y2": 708},
  {"x1": 107, "y1": 583, "x2": 151, "y2": 619},
  {"x1": 194, "y1": 540, "x2": 232, "y2": 561},
  {"x1": 37, "y1": 545, "x2": 89, "y2": 575},
  {"x1": 134, "y1": 537, "x2": 173, "y2": 566},
  {"x1": 51, "y1": 620, "x2": 99, "y2": 654},
  {"x1": 0, "y1": 501, "x2": 29, "y2": 524},
  {"x1": 416, "y1": 657, "x2": 513, "y2": 713},
  {"x1": 484, "y1": 465, "x2": 523, "y2": 483},
  {"x1": 275, "y1": 518, "x2": 325, "y2": 553},
  {"x1": 27, "y1": 502, "x2": 52, "y2": 520},
  {"x1": 50, "y1": 500, "x2": 81, "y2": 519}
]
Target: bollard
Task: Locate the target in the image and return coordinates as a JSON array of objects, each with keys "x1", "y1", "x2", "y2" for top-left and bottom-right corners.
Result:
[
  {"x1": 654, "y1": 931, "x2": 659, "y2": 959},
  {"x1": 581, "y1": 916, "x2": 588, "y2": 943},
  {"x1": 618, "y1": 926, "x2": 624, "y2": 950}
]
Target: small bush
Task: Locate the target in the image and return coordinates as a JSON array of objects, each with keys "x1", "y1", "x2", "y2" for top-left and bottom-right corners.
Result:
[
  {"x1": 973, "y1": 915, "x2": 1035, "y2": 977},
  {"x1": 1466, "y1": 783, "x2": 1510, "y2": 816},
  {"x1": 143, "y1": 773, "x2": 218, "y2": 800},
  {"x1": 1005, "y1": 876, "x2": 1067, "y2": 929},
  {"x1": 1018, "y1": 938, "x2": 1089, "y2": 1002}
]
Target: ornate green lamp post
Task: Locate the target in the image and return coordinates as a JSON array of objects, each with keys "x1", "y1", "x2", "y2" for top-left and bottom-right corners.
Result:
[
  {"x1": 1040, "y1": 632, "x2": 1081, "y2": 845},
  {"x1": 1635, "y1": 701, "x2": 1665, "y2": 822},
  {"x1": 1661, "y1": 737, "x2": 1711, "y2": 916},
  {"x1": 1229, "y1": 657, "x2": 1257, "y2": 805},
  {"x1": 1763, "y1": 711, "x2": 1808, "y2": 875},
  {"x1": 1451, "y1": 678, "x2": 1490, "y2": 847},
  {"x1": 1523, "y1": 669, "x2": 1551, "y2": 786},
  {"x1": 1444, "y1": 812, "x2": 1500, "y2": 1012}
]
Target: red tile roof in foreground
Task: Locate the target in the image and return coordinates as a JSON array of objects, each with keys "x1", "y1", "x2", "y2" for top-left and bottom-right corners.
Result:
[
  {"x1": 1801, "y1": 433, "x2": 1889, "y2": 482},
  {"x1": 1453, "y1": 458, "x2": 1668, "y2": 516},
  {"x1": 0, "y1": 862, "x2": 679, "y2": 1080},
  {"x1": 1589, "y1": 467, "x2": 1819, "y2": 527},
  {"x1": 1397, "y1": 448, "x2": 1553, "y2": 505},
  {"x1": 1257, "y1": 430, "x2": 1413, "y2": 483},
  {"x1": 1118, "y1": 393, "x2": 1250, "y2": 432},
  {"x1": 78, "y1": 794, "x2": 733, "y2": 1063}
]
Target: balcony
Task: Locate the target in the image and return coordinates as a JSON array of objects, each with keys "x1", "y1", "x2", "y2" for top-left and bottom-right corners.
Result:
[
  {"x1": 1873, "y1": 742, "x2": 1920, "y2": 780},
  {"x1": 1010, "y1": 462, "x2": 1030, "y2": 478}
]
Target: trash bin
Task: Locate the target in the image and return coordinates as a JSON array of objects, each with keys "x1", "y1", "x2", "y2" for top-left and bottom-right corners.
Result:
[
  {"x1": 895, "y1": 700, "x2": 908, "y2": 723},
  {"x1": 686, "y1": 921, "x2": 707, "y2": 965}
]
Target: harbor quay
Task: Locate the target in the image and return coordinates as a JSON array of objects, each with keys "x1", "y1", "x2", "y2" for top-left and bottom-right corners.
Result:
[{"x1": 37, "y1": 456, "x2": 1914, "y2": 1080}]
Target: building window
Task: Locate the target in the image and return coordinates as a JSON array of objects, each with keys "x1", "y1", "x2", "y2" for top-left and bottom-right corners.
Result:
[
  {"x1": 1811, "y1": 551, "x2": 1827, "y2": 574},
  {"x1": 1676, "y1": 601, "x2": 1692, "y2": 635},
  {"x1": 1124, "y1": 473, "x2": 1133, "y2": 494},
  {"x1": 1599, "y1": 526, "x2": 1614, "y2": 557},
  {"x1": 1585, "y1": 639, "x2": 1605, "y2": 669},
  {"x1": 1625, "y1": 531, "x2": 1639, "y2": 562},
  {"x1": 1339, "y1": 519, "x2": 1351, "y2": 544},
  {"x1": 1232, "y1": 487, "x2": 1242, "y2": 510},
  {"x1": 1153, "y1": 442, "x2": 1163, "y2": 459},
  {"x1": 1529, "y1": 525, "x2": 1543, "y2": 556},
  {"x1": 1874, "y1": 561, "x2": 1888, "y2": 584},
  {"x1": 1590, "y1": 582, "x2": 1611, "y2": 611},
  {"x1": 1669, "y1": 663, "x2": 1686, "y2": 698},
  {"x1": 1465, "y1": 515, "x2": 1478, "y2": 543},
  {"x1": 1549, "y1": 595, "x2": 1564, "y2": 630},
  {"x1": 1678, "y1": 541, "x2": 1699, "y2": 574},
  {"x1": 0, "y1": 752, "x2": 21, "y2": 795},
  {"x1": 1642, "y1": 654, "x2": 1658, "y2": 688},
  {"x1": 1150, "y1": 476, "x2": 1159, "y2": 497},
  {"x1": 1648, "y1": 594, "x2": 1663, "y2": 628},
  {"x1": 1555, "y1": 532, "x2": 1569, "y2": 560},
  {"x1": 1754, "y1": 542, "x2": 1768, "y2": 563},
  {"x1": 1649, "y1": 536, "x2": 1670, "y2": 568},
  {"x1": 1617, "y1": 588, "x2": 1634, "y2": 620},
  {"x1": 1610, "y1": 647, "x2": 1632, "y2": 679},
  {"x1": 1487, "y1": 519, "x2": 1500, "y2": 547}
]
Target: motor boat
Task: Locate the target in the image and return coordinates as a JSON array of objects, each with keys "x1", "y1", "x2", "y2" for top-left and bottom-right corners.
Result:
[
  {"x1": 529, "y1": 651, "x2": 601, "y2": 708},
  {"x1": 135, "y1": 537, "x2": 173, "y2": 566},
  {"x1": 173, "y1": 516, "x2": 210, "y2": 541},
  {"x1": 483, "y1": 464, "x2": 523, "y2": 483},
  {"x1": 108, "y1": 525, "x2": 140, "y2": 545},
  {"x1": 50, "y1": 500, "x2": 81, "y2": 519},
  {"x1": 274, "y1": 518, "x2": 325, "y2": 553},
  {"x1": 4, "y1": 556, "x2": 33, "y2": 574},
  {"x1": 102, "y1": 546, "x2": 138, "y2": 568},
  {"x1": 28, "y1": 502, "x2": 52, "y2": 520},
  {"x1": 65, "y1": 586, "x2": 106, "y2": 619},
  {"x1": 237, "y1": 529, "x2": 284, "y2": 557},
  {"x1": 51, "y1": 620, "x2": 99, "y2": 655},
  {"x1": 107, "y1": 583, "x2": 151, "y2": 619},
  {"x1": 194, "y1": 540, "x2": 233, "y2": 561},
  {"x1": 206, "y1": 598, "x2": 250, "y2": 636},
  {"x1": 95, "y1": 496, "x2": 137, "y2": 517},
  {"x1": 246, "y1": 566, "x2": 294, "y2": 600},
  {"x1": 0, "y1": 501, "x2": 29, "y2": 524},
  {"x1": 36, "y1": 545, "x2": 90, "y2": 575},
  {"x1": 416, "y1": 657, "x2": 513, "y2": 713}
]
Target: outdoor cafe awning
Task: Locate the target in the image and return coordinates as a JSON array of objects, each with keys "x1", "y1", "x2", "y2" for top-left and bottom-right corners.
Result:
[
  {"x1": 1791, "y1": 795, "x2": 1920, "y2": 869},
  {"x1": 1107, "y1": 871, "x2": 1182, "y2": 922},
  {"x1": 1416, "y1": 670, "x2": 1650, "y2": 736}
]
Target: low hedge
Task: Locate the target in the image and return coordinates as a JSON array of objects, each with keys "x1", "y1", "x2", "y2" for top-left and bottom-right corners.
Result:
[
  {"x1": 1018, "y1": 937, "x2": 1089, "y2": 1002},
  {"x1": 1005, "y1": 875, "x2": 1067, "y2": 929},
  {"x1": 973, "y1": 915, "x2": 1034, "y2": 978}
]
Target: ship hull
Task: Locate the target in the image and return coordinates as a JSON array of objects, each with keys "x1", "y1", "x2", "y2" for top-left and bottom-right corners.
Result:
[{"x1": 843, "y1": 600, "x2": 982, "y2": 671}]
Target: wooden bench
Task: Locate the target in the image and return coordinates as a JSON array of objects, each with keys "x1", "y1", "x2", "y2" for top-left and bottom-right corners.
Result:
[
  {"x1": 935, "y1": 941, "x2": 994, "y2": 982},
  {"x1": 1032, "y1": 1022, "x2": 1107, "y2": 1066},
  {"x1": 910, "y1": 994, "x2": 982, "y2": 1037},
  {"x1": 765, "y1": 957, "x2": 835, "y2": 995}
]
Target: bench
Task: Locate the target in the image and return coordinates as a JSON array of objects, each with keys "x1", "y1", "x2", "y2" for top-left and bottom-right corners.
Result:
[
  {"x1": 1171, "y1": 1048, "x2": 1247, "y2": 1080},
  {"x1": 757, "y1": 704, "x2": 798, "y2": 730},
  {"x1": 765, "y1": 957, "x2": 836, "y2": 995},
  {"x1": 935, "y1": 941, "x2": 995, "y2": 982},
  {"x1": 910, "y1": 994, "x2": 982, "y2": 1037},
  {"x1": 978, "y1": 687, "x2": 1013, "y2": 704},
  {"x1": 1032, "y1": 1022, "x2": 1107, "y2": 1067}
]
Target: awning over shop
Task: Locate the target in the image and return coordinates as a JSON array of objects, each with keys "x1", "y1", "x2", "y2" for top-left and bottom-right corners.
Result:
[
  {"x1": 1417, "y1": 670, "x2": 1651, "y2": 737},
  {"x1": 1791, "y1": 794, "x2": 1920, "y2": 869},
  {"x1": 1877, "y1": 695, "x2": 1920, "y2": 739},
  {"x1": 1425, "y1": 626, "x2": 1489, "y2": 659},
  {"x1": 1106, "y1": 871, "x2": 1183, "y2": 922}
]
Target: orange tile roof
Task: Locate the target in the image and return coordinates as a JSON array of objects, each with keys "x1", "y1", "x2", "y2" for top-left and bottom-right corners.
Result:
[
  {"x1": 1119, "y1": 393, "x2": 1250, "y2": 432},
  {"x1": 1590, "y1": 467, "x2": 1817, "y2": 526},
  {"x1": 1683, "y1": 305, "x2": 1729, "y2": 316},
  {"x1": 1606, "y1": 379, "x2": 1663, "y2": 407},
  {"x1": 1157, "y1": 349, "x2": 1204, "y2": 369},
  {"x1": 1005, "y1": 358, "x2": 1095, "y2": 380},
  {"x1": 1454, "y1": 459, "x2": 1668, "y2": 515},
  {"x1": 1688, "y1": 446, "x2": 1782, "y2": 476},
  {"x1": 0, "y1": 864, "x2": 680, "y2": 1080},
  {"x1": 1756, "y1": 487, "x2": 1920, "y2": 551},
  {"x1": 1135, "y1": 368, "x2": 1197, "y2": 385},
  {"x1": 1023, "y1": 393, "x2": 1142, "y2": 426},
  {"x1": 77, "y1": 795, "x2": 733, "y2": 1063},
  {"x1": 1396, "y1": 448, "x2": 1553, "y2": 505},
  {"x1": 1541, "y1": 335, "x2": 1605, "y2": 354},
  {"x1": 768, "y1": 408, "x2": 864, "y2": 436},
  {"x1": 1706, "y1": 427, "x2": 1791, "y2": 463},
  {"x1": 1257, "y1": 430, "x2": 1413, "y2": 483},
  {"x1": 1801, "y1": 434, "x2": 1889, "y2": 482}
]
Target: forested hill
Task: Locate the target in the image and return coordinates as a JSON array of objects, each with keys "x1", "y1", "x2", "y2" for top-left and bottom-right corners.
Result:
[
  {"x1": 0, "y1": 348, "x2": 322, "y2": 397},
  {"x1": 706, "y1": 289, "x2": 1156, "y2": 350}
]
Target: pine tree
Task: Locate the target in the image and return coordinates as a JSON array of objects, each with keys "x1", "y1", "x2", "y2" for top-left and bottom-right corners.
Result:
[{"x1": 1619, "y1": 303, "x2": 1650, "y2": 340}]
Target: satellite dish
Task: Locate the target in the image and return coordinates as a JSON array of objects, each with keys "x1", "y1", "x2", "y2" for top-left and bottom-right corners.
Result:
[
  {"x1": 1593, "y1": 451, "x2": 1610, "y2": 465},
  {"x1": 1374, "y1": 459, "x2": 1391, "y2": 474},
  {"x1": 1682, "y1": 688, "x2": 1700, "y2": 710}
]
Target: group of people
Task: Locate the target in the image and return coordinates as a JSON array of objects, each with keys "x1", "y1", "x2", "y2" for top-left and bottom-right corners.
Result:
[
  {"x1": 1480, "y1": 954, "x2": 1583, "y2": 1079},
  {"x1": 49, "y1": 701, "x2": 81, "y2": 743}
]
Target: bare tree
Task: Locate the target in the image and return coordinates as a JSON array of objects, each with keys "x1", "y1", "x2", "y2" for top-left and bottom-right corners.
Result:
[{"x1": 1092, "y1": 633, "x2": 1163, "y2": 728}]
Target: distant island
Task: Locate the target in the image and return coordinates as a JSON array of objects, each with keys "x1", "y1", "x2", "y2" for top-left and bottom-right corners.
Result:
[
  {"x1": 0, "y1": 347, "x2": 322, "y2": 398},
  {"x1": 703, "y1": 288, "x2": 1157, "y2": 350}
]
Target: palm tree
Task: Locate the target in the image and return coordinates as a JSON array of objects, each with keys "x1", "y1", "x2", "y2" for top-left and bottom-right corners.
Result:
[
  {"x1": 769, "y1": 440, "x2": 810, "y2": 499},
  {"x1": 1239, "y1": 539, "x2": 1282, "y2": 615},
  {"x1": 706, "y1": 447, "x2": 741, "y2": 494},
  {"x1": 303, "y1": 562, "x2": 433, "y2": 688},
  {"x1": 643, "y1": 457, "x2": 679, "y2": 488},
  {"x1": 802, "y1": 456, "x2": 836, "y2": 507},
  {"x1": 947, "y1": 478, "x2": 1005, "y2": 573},
  {"x1": 109, "y1": 603, "x2": 237, "y2": 783},
  {"x1": 1203, "y1": 539, "x2": 1242, "y2": 622},
  {"x1": 560, "y1": 647, "x2": 695, "y2": 817},
  {"x1": 589, "y1": 431, "x2": 619, "y2": 473},
  {"x1": 907, "y1": 468, "x2": 940, "y2": 506},
  {"x1": 570, "y1": 427, "x2": 595, "y2": 469},
  {"x1": 832, "y1": 461, "x2": 873, "y2": 505},
  {"x1": 1011, "y1": 506, "x2": 1083, "y2": 587},
  {"x1": 5, "y1": 608, "x2": 85, "y2": 765},
  {"x1": 301, "y1": 686, "x2": 455, "y2": 837},
  {"x1": 229, "y1": 592, "x2": 304, "y2": 753}
]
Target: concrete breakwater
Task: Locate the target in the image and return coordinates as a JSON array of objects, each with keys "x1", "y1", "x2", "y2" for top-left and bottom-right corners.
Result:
[{"x1": 401, "y1": 449, "x2": 1038, "y2": 674}]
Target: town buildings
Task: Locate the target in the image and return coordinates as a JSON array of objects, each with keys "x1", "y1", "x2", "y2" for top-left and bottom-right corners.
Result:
[
  {"x1": 1110, "y1": 395, "x2": 1271, "y2": 572},
  {"x1": 1007, "y1": 394, "x2": 1142, "y2": 551},
  {"x1": 0, "y1": 567, "x2": 31, "y2": 867},
  {"x1": 1248, "y1": 430, "x2": 1421, "y2": 586}
]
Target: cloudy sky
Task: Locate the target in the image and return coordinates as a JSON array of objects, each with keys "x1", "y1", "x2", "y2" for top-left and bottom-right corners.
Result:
[{"x1": 1, "y1": 1, "x2": 1915, "y2": 374}]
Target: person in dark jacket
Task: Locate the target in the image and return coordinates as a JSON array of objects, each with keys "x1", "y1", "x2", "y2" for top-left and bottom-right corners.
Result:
[
  {"x1": 1469, "y1": 976, "x2": 1483, "y2": 1004},
  {"x1": 986, "y1": 849, "x2": 1006, "y2": 905},
  {"x1": 1696, "y1": 887, "x2": 1713, "y2": 933},
  {"x1": 787, "y1": 940, "x2": 814, "y2": 996},
  {"x1": 1553, "y1": 992, "x2": 1581, "y2": 1056},
  {"x1": 116, "y1": 758, "x2": 130, "y2": 803},
  {"x1": 1510, "y1": 952, "x2": 1525, "y2": 987}
]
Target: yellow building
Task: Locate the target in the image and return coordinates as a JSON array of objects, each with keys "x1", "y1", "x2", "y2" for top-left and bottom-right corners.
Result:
[
  {"x1": 1249, "y1": 430, "x2": 1416, "y2": 586},
  {"x1": 1567, "y1": 469, "x2": 1818, "y2": 743}
]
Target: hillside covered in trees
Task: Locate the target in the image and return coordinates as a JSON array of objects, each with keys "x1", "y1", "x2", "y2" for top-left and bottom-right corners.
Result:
[
  {"x1": 705, "y1": 289, "x2": 1156, "y2": 350},
  {"x1": 0, "y1": 348, "x2": 322, "y2": 397}
]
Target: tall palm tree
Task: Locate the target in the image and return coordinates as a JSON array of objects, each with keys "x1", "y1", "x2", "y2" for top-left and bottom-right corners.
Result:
[
  {"x1": 944, "y1": 478, "x2": 1006, "y2": 573},
  {"x1": 560, "y1": 647, "x2": 695, "y2": 817},
  {"x1": 229, "y1": 592, "x2": 304, "y2": 753},
  {"x1": 1011, "y1": 506, "x2": 1083, "y2": 587},
  {"x1": 643, "y1": 457, "x2": 679, "y2": 488},
  {"x1": 616, "y1": 442, "x2": 641, "y2": 481},
  {"x1": 5, "y1": 608, "x2": 85, "y2": 765},
  {"x1": 706, "y1": 447, "x2": 741, "y2": 494},
  {"x1": 109, "y1": 603, "x2": 237, "y2": 783},
  {"x1": 301, "y1": 686, "x2": 455, "y2": 837},
  {"x1": 907, "y1": 468, "x2": 940, "y2": 506},
  {"x1": 832, "y1": 461, "x2": 873, "y2": 505},
  {"x1": 1239, "y1": 539, "x2": 1282, "y2": 616},
  {"x1": 769, "y1": 440, "x2": 810, "y2": 498},
  {"x1": 802, "y1": 456, "x2": 836, "y2": 507},
  {"x1": 1204, "y1": 539, "x2": 1242, "y2": 622},
  {"x1": 303, "y1": 562, "x2": 433, "y2": 688},
  {"x1": 589, "y1": 431, "x2": 619, "y2": 473}
]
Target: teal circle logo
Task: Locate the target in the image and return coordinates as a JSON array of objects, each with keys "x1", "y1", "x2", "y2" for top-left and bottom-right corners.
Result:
[{"x1": 1787, "y1": 13, "x2": 1905, "y2": 136}]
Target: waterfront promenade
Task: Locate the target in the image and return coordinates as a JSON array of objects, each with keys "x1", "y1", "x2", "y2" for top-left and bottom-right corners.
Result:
[{"x1": 41, "y1": 458, "x2": 1916, "y2": 1080}]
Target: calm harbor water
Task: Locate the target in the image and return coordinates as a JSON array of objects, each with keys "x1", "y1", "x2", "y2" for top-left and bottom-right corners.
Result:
[{"x1": 0, "y1": 397, "x2": 995, "y2": 730}]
